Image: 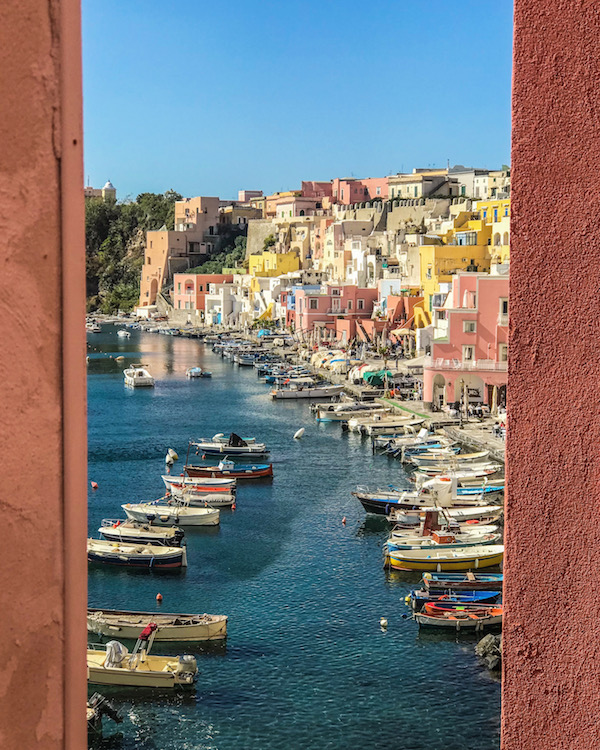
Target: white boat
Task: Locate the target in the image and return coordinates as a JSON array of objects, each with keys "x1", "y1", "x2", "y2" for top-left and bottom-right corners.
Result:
[
  {"x1": 161, "y1": 474, "x2": 236, "y2": 492},
  {"x1": 346, "y1": 414, "x2": 425, "y2": 434},
  {"x1": 186, "y1": 367, "x2": 211, "y2": 378},
  {"x1": 87, "y1": 538, "x2": 187, "y2": 569},
  {"x1": 411, "y1": 450, "x2": 490, "y2": 467},
  {"x1": 87, "y1": 608, "x2": 228, "y2": 642},
  {"x1": 123, "y1": 364, "x2": 155, "y2": 388},
  {"x1": 117, "y1": 329, "x2": 131, "y2": 338},
  {"x1": 415, "y1": 462, "x2": 502, "y2": 478},
  {"x1": 315, "y1": 404, "x2": 389, "y2": 422},
  {"x1": 98, "y1": 519, "x2": 185, "y2": 546},
  {"x1": 387, "y1": 505, "x2": 504, "y2": 526},
  {"x1": 271, "y1": 381, "x2": 344, "y2": 399},
  {"x1": 86, "y1": 322, "x2": 101, "y2": 333},
  {"x1": 191, "y1": 435, "x2": 268, "y2": 457},
  {"x1": 386, "y1": 526, "x2": 501, "y2": 550},
  {"x1": 122, "y1": 501, "x2": 220, "y2": 526},
  {"x1": 87, "y1": 638, "x2": 198, "y2": 688}
]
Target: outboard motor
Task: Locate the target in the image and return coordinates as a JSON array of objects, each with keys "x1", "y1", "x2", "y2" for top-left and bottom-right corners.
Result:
[{"x1": 176, "y1": 654, "x2": 198, "y2": 683}]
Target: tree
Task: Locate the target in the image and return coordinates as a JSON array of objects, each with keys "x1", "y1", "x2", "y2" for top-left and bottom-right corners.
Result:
[{"x1": 263, "y1": 234, "x2": 276, "y2": 251}]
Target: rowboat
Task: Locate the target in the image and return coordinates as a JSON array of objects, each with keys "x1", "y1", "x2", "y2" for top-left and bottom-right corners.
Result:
[
  {"x1": 179, "y1": 487, "x2": 236, "y2": 507},
  {"x1": 122, "y1": 501, "x2": 220, "y2": 526},
  {"x1": 387, "y1": 505, "x2": 504, "y2": 526},
  {"x1": 161, "y1": 474, "x2": 236, "y2": 492},
  {"x1": 410, "y1": 450, "x2": 490, "y2": 467},
  {"x1": 407, "y1": 589, "x2": 501, "y2": 611},
  {"x1": 414, "y1": 607, "x2": 503, "y2": 630},
  {"x1": 87, "y1": 539, "x2": 187, "y2": 569},
  {"x1": 87, "y1": 637, "x2": 198, "y2": 687},
  {"x1": 385, "y1": 527, "x2": 501, "y2": 552},
  {"x1": 386, "y1": 544, "x2": 504, "y2": 571},
  {"x1": 422, "y1": 571, "x2": 504, "y2": 591},
  {"x1": 315, "y1": 403, "x2": 388, "y2": 422},
  {"x1": 123, "y1": 364, "x2": 154, "y2": 388},
  {"x1": 414, "y1": 464, "x2": 502, "y2": 478},
  {"x1": 271, "y1": 381, "x2": 344, "y2": 399},
  {"x1": 87, "y1": 608, "x2": 227, "y2": 642},
  {"x1": 185, "y1": 459, "x2": 273, "y2": 480},
  {"x1": 98, "y1": 519, "x2": 185, "y2": 546},
  {"x1": 116, "y1": 329, "x2": 130, "y2": 339}
]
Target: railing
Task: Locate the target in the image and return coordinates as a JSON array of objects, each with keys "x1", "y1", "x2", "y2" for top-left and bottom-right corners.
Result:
[
  {"x1": 429, "y1": 358, "x2": 508, "y2": 372},
  {"x1": 497, "y1": 314, "x2": 509, "y2": 326}
]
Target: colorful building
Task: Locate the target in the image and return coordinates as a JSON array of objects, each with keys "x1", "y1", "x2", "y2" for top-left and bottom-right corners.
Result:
[
  {"x1": 172, "y1": 273, "x2": 234, "y2": 315},
  {"x1": 423, "y1": 272, "x2": 508, "y2": 409},
  {"x1": 294, "y1": 284, "x2": 379, "y2": 342},
  {"x1": 248, "y1": 251, "x2": 301, "y2": 279},
  {"x1": 331, "y1": 177, "x2": 388, "y2": 204}
]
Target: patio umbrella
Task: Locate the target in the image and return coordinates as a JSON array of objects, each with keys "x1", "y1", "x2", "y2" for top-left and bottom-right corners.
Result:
[{"x1": 491, "y1": 385, "x2": 498, "y2": 416}]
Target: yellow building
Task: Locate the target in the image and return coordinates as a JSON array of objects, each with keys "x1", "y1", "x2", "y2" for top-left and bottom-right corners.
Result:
[
  {"x1": 474, "y1": 198, "x2": 511, "y2": 263},
  {"x1": 248, "y1": 251, "x2": 301, "y2": 278}
]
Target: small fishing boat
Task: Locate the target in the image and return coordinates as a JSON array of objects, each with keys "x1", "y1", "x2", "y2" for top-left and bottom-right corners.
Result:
[
  {"x1": 387, "y1": 505, "x2": 504, "y2": 526},
  {"x1": 87, "y1": 539, "x2": 187, "y2": 569},
  {"x1": 410, "y1": 450, "x2": 490, "y2": 467},
  {"x1": 87, "y1": 608, "x2": 227, "y2": 642},
  {"x1": 99, "y1": 519, "x2": 185, "y2": 546},
  {"x1": 123, "y1": 364, "x2": 155, "y2": 388},
  {"x1": 386, "y1": 544, "x2": 504, "y2": 572},
  {"x1": 117, "y1": 329, "x2": 131, "y2": 339},
  {"x1": 190, "y1": 434, "x2": 269, "y2": 458},
  {"x1": 87, "y1": 633, "x2": 198, "y2": 687},
  {"x1": 414, "y1": 463, "x2": 502, "y2": 478},
  {"x1": 407, "y1": 589, "x2": 501, "y2": 611},
  {"x1": 161, "y1": 474, "x2": 236, "y2": 493},
  {"x1": 122, "y1": 500, "x2": 220, "y2": 526},
  {"x1": 178, "y1": 487, "x2": 236, "y2": 507},
  {"x1": 414, "y1": 606, "x2": 503, "y2": 630},
  {"x1": 86, "y1": 321, "x2": 101, "y2": 333},
  {"x1": 385, "y1": 527, "x2": 501, "y2": 552},
  {"x1": 271, "y1": 380, "x2": 344, "y2": 399},
  {"x1": 186, "y1": 367, "x2": 211, "y2": 378},
  {"x1": 185, "y1": 459, "x2": 273, "y2": 480},
  {"x1": 422, "y1": 571, "x2": 504, "y2": 591},
  {"x1": 315, "y1": 403, "x2": 388, "y2": 422}
]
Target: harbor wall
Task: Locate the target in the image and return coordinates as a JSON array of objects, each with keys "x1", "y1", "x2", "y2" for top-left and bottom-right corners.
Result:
[
  {"x1": 503, "y1": 2, "x2": 600, "y2": 747},
  {"x1": 0, "y1": 0, "x2": 87, "y2": 746}
]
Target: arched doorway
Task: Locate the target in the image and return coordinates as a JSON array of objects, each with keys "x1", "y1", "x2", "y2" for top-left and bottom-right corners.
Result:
[{"x1": 432, "y1": 373, "x2": 446, "y2": 409}]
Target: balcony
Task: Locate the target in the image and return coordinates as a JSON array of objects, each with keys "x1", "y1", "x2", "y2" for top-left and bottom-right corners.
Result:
[
  {"x1": 497, "y1": 313, "x2": 509, "y2": 326},
  {"x1": 428, "y1": 358, "x2": 508, "y2": 372}
]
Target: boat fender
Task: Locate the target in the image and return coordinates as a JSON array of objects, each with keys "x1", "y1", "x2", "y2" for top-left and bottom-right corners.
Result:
[
  {"x1": 91, "y1": 481, "x2": 99, "y2": 490},
  {"x1": 165, "y1": 454, "x2": 174, "y2": 465},
  {"x1": 232, "y1": 503, "x2": 236, "y2": 510},
  {"x1": 168, "y1": 449, "x2": 179, "y2": 460},
  {"x1": 293, "y1": 428, "x2": 305, "y2": 440},
  {"x1": 342, "y1": 517, "x2": 346, "y2": 525},
  {"x1": 380, "y1": 617, "x2": 388, "y2": 629}
]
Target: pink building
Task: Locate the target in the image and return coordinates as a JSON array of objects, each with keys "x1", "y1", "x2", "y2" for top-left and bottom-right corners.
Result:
[
  {"x1": 294, "y1": 285, "x2": 379, "y2": 342},
  {"x1": 423, "y1": 272, "x2": 509, "y2": 409},
  {"x1": 331, "y1": 177, "x2": 389, "y2": 204},
  {"x1": 301, "y1": 181, "x2": 333, "y2": 199},
  {"x1": 172, "y1": 273, "x2": 234, "y2": 316}
]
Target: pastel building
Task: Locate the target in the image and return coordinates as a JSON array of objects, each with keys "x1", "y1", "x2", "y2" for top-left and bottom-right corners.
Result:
[
  {"x1": 248, "y1": 251, "x2": 300, "y2": 279},
  {"x1": 172, "y1": 273, "x2": 234, "y2": 316},
  {"x1": 423, "y1": 272, "x2": 509, "y2": 409},
  {"x1": 331, "y1": 177, "x2": 388, "y2": 204},
  {"x1": 84, "y1": 180, "x2": 116, "y2": 201},
  {"x1": 388, "y1": 170, "x2": 460, "y2": 199},
  {"x1": 294, "y1": 284, "x2": 379, "y2": 342}
]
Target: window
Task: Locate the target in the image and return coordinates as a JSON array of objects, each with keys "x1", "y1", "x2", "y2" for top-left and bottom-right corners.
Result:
[
  {"x1": 483, "y1": 210, "x2": 487, "y2": 219},
  {"x1": 149, "y1": 241, "x2": 153, "y2": 249},
  {"x1": 357, "y1": 299, "x2": 364, "y2": 310},
  {"x1": 198, "y1": 285, "x2": 203, "y2": 291},
  {"x1": 309, "y1": 298, "x2": 318, "y2": 310},
  {"x1": 461, "y1": 185, "x2": 466, "y2": 196},
  {"x1": 376, "y1": 186, "x2": 381, "y2": 195},
  {"x1": 504, "y1": 206, "x2": 509, "y2": 217},
  {"x1": 348, "y1": 300, "x2": 353, "y2": 310},
  {"x1": 499, "y1": 343, "x2": 508, "y2": 362},
  {"x1": 331, "y1": 288, "x2": 340, "y2": 295},
  {"x1": 341, "y1": 189, "x2": 344, "y2": 200},
  {"x1": 426, "y1": 266, "x2": 432, "y2": 279},
  {"x1": 463, "y1": 320, "x2": 476, "y2": 333},
  {"x1": 500, "y1": 298, "x2": 509, "y2": 316},
  {"x1": 463, "y1": 345, "x2": 475, "y2": 362},
  {"x1": 178, "y1": 301, "x2": 181, "y2": 309},
  {"x1": 177, "y1": 283, "x2": 181, "y2": 292}
]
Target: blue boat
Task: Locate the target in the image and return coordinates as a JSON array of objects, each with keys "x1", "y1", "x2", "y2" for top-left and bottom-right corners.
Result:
[
  {"x1": 407, "y1": 588, "x2": 501, "y2": 611},
  {"x1": 422, "y1": 572, "x2": 504, "y2": 591}
]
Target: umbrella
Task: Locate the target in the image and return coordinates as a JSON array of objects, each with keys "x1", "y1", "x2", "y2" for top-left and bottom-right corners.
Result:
[
  {"x1": 391, "y1": 328, "x2": 415, "y2": 336},
  {"x1": 491, "y1": 385, "x2": 498, "y2": 416}
]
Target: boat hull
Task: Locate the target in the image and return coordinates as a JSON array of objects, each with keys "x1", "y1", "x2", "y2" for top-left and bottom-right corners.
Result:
[
  {"x1": 185, "y1": 464, "x2": 273, "y2": 479},
  {"x1": 87, "y1": 609, "x2": 227, "y2": 642},
  {"x1": 87, "y1": 550, "x2": 184, "y2": 569},
  {"x1": 387, "y1": 549, "x2": 504, "y2": 572},
  {"x1": 414, "y1": 612, "x2": 503, "y2": 629},
  {"x1": 122, "y1": 505, "x2": 220, "y2": 526}
]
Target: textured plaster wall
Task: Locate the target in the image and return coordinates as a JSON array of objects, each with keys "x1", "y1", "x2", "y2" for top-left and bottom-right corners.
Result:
[
  {"x1": 504, "y1": 2, "x2": 600, "y2": 747},
  {"x1": 0, "y1": 0, "x2": 87, "y2": 747}
]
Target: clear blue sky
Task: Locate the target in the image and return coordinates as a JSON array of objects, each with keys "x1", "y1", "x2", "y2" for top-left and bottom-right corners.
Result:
[{"x1": 82, "y1": 0, "x2": 513, "y2": 201}]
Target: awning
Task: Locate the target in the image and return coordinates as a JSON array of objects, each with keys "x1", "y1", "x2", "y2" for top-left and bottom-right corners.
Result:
[{"x1": 391, "y1": 328, "x2": 415, "y2": 336}]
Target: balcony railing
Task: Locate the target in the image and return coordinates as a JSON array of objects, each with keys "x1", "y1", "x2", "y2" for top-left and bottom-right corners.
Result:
[
  {"x1": 429, "y1": 358, "x2": 508, "y2": 372},
  {"x1": 497, "y1": 314, "x2": 509, "y2": 326}
]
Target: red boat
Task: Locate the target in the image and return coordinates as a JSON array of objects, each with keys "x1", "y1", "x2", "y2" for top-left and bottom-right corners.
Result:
[{"x1": 185, "y1": 459, "x2": 273, "y2": 480}]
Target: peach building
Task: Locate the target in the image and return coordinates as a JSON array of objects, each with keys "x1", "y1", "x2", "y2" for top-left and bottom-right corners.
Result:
[
  {"x1": 172, "y1": 273, "x2": 234, "y2": 315},
  {"x1": 139, "y1": 196, "x2": 220, "y2": 306},
  {"x1": 331, "y1": 177, "x2": 388, "y2": 204},
  {"x1": 294, "y1": 284, "x2": 379, "y2": 341},
  {"x1": 423, "y1": 272, "x2": 508, "y2": 409}
]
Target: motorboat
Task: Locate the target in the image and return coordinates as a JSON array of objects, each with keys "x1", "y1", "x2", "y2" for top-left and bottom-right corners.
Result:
[
  {"x1": 86, "y1": 321, "x2": 101, "y2": 333},
  {"x1": 271, "y1": 380, "x2": 344, "y2": 399},
  {"x1": 186, "y1": 367, "x2": 212, "y2": 378},
  {"x1": 87, "y1": 608, "x2": 228, "y2": 642},
  {"x1": 161, "y1": 474, "x2": 236, "y2": 493},
  {"x1": 314, "y1": 402, "x2": 388, "y2": 422},
  {"x1": 190, "y1": 434, "x2": 269, "y2": 458},
  {"x1": 414, "y1": 464, "x2": 502, "y2": 479},
  {"x1": 87, "y1": 538, "x2": 187, "y2": 569},
  {"x1": 385, "y1": 528, "x2": 501, "y2": 552},
  {"x1": 98, "y1": 519, "x2": 185, "y2": 546},
  {"x1": 87, "y1": 633, "x2": 198, "y2": 687},
  {"x1": 185, "y1": 459, "x2": 273, "y2": 479},
  {"x1": 122, "y1": 500, "x2": 220, "y2": 526},
  {"x1": 386, "y1": 544, "x2": 504, "y2": 572},
  {"x1": 117, "y1": 329, "x2": 131, "y2": 338},
  {"x1": 422, "y1": 571, "x2": 504, "y2": 591},
  {"x1": 123, "y1": 364, "x2": 155, "y2": 388},
  {"x1": 387, "y1": 505, "x2": 504, "y2": 526}
]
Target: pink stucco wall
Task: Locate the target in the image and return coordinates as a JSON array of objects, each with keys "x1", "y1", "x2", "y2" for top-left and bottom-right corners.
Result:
[
  {"x1": 503, "y1": 2, "x2": 600, "y2": 747},
  {"x1": 172, "y1": 273, "x2": 233, "y2": 312},
  {"x1": 0, "y1": 0, "x2": 87, "y2": 745}
]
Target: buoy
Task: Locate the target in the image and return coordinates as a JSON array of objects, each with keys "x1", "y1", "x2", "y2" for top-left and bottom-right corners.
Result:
[
  {"x1": 342, "y1": 516, "x2": 346, "y2": 525},
  {"x1": 232, "y1": 503, "x2": 236, "y2": 511},
  {"x1": 165, "y1": 454, "x2": 174, "y2": 465},
  {"x1": 293, "y1": 428, "x2": 305, "y2": 440},
  {"x1": 90, "y1": 481, "x2": 98, "y2": 490},
  {"x1": 168, "y1": 448, "x2": 178, "y2": 460},
  {"x1": 156, "y1": 593, "x2": 163, "y2": 603},
  {"x1": 380, "y1": 617, "x2": 388, "y2": 629}
]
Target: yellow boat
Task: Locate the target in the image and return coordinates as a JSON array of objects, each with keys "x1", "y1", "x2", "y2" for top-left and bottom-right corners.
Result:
[{"x1": 386, "y1": 544, "x2": 504, "y2": 572}]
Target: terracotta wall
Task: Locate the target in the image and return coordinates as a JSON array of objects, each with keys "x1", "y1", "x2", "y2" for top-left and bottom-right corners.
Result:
[
  {"x1": 0, "y1": 0, "x2": 87, "y2": 746},
  {"x1": 504, "y1": 1, "x2": 600, "y2": 747}
]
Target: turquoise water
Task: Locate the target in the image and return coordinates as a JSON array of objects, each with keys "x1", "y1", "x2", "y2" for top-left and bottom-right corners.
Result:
[{"x1": 87, "y1": 327, "x2": 500, "y2": 749}]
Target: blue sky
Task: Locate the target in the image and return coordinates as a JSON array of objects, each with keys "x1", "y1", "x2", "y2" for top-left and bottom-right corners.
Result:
[{"x1": 82, "y1": 0, "x2": 513, "y2": 201}]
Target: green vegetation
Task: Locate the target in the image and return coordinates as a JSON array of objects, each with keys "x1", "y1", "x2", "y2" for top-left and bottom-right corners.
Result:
[
  {"x1": 85, "y1": 190, "x2": 182, "y2": 313},
  {"x1": 263, "y1": 234, "x2": 276, "y2": 251},
  {"x1": 188, "y1": 235, "x2": 247, "y2": 274}
]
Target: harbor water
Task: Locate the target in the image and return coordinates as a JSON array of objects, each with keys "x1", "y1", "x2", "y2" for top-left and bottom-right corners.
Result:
[{"x1": 87, "y1": 327, "x2": 501, "y2": 749}]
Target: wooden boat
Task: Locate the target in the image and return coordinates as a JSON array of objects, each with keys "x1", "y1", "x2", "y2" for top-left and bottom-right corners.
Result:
[
  {"x1": 422, "y1": 571, "x2": 504, "y2": 591},
  {"x1": 387, "y1": 505, "x2": 504, "y2": 526},
  {"x1": 88, "y1": 608, "x2": 227, "y2": 642},
  {"x1": 123, "y1": 364, "x2": 154, "y2": 388},
  {"x1": 179, "y1": 487, "x2": 236, "y2": 507},
  {"x1": 190, "y1": 435, "x2": 269, "y2": 458},
  {"x1": 410, "y1": 450, "x2": 490, "y2": 467},
  {"x1": 161, "y1": 474, "x2": 236, "y2": 492},
  {"x1": 423, "y1": 600, "x2": 502, "y2": 615},
  {"x1": 271, "y1": 380, "x2": 344, "y2": 399},
  {"x1": 414, "y1": 607, "x2": 503, "y2": 630},
  {"x1": 414, "y1": 463, "x2": 502, "y2": 478},
  {"x1": 386, "y1": 544, "x2": 504, "y2": 571},
  {"x1": 87, "y1": 637, "x2": 198, "y2": 687},
  {"x1": 185, "y1": 459, "x2": 273, "y2": 480},
  {"x1": 407, "y1": 589, "x2": 501, "y2": 611},
  {"x1": 87, "y1": 539, "x2": 187, "y2": 569},
  {"x1": 385, "y1": 527, "x2": 501, "y2": 551},
  {"x1": 99, "y1": 519, "x2": 185, "y2": 546},
  {"x1": 122, "y1": 501, "x2": 220, "y2": 526}
]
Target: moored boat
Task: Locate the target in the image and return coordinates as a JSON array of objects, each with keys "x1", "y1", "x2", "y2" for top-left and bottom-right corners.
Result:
[
  {"x1": 161, "y1": 474, "x2": 236, "y2": 492},
  {"x1": 407, "y1": 589, "x2": 501, "y2": 611},
  {"x1": 386, "y1": 544, "x2": 504, "y2": 571},
  {"x1": 271, "y1": 380, "x2": 344, "y2": 399},
  {"x1": 123, "y1": 364, "x2": 155, "y2": 388},
  {"x1": 186, "y1": 367, "x2": 211, "y2": 378},
  {"x1": 422, "y1": 571, "x2": 504, "y2": 591},
  {"x1": 99, "y1": 519, "x2": 185, "y2": 546},
  {"x1": 190, "y1": 434, "x2": 269, "y2": 458},
  {"x1": 414, "y1": 606, "x2": 503, "y2": 630},
  {"x1": 87, "y1": 608, "x2": 227, "y2": 642},
  {"x1": 185, "y1": 459, "x2": 273, "y2": 479},
  {"x1": 122, "y1": 501, "x2": 220, "y2": 526},
  {"x1": 87, "y1": 538, "x2": 187, "y2": 569}
]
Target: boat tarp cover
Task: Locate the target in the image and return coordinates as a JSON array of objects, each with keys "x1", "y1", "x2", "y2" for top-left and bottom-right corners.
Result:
[
  {"x1": 104, "y1": 640, "x2": 129, "y2": 668},
  {"x1": 363, "y1": 370, "x2": 393, "y2": 386},
  {"x1": 228, "y1": 433, "x2": 248, "y2": 447}
]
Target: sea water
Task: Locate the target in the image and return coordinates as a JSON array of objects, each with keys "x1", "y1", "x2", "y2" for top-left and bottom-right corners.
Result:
[{"x1": 87, "y1": 327, "x2": 500, "y2": 749}]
